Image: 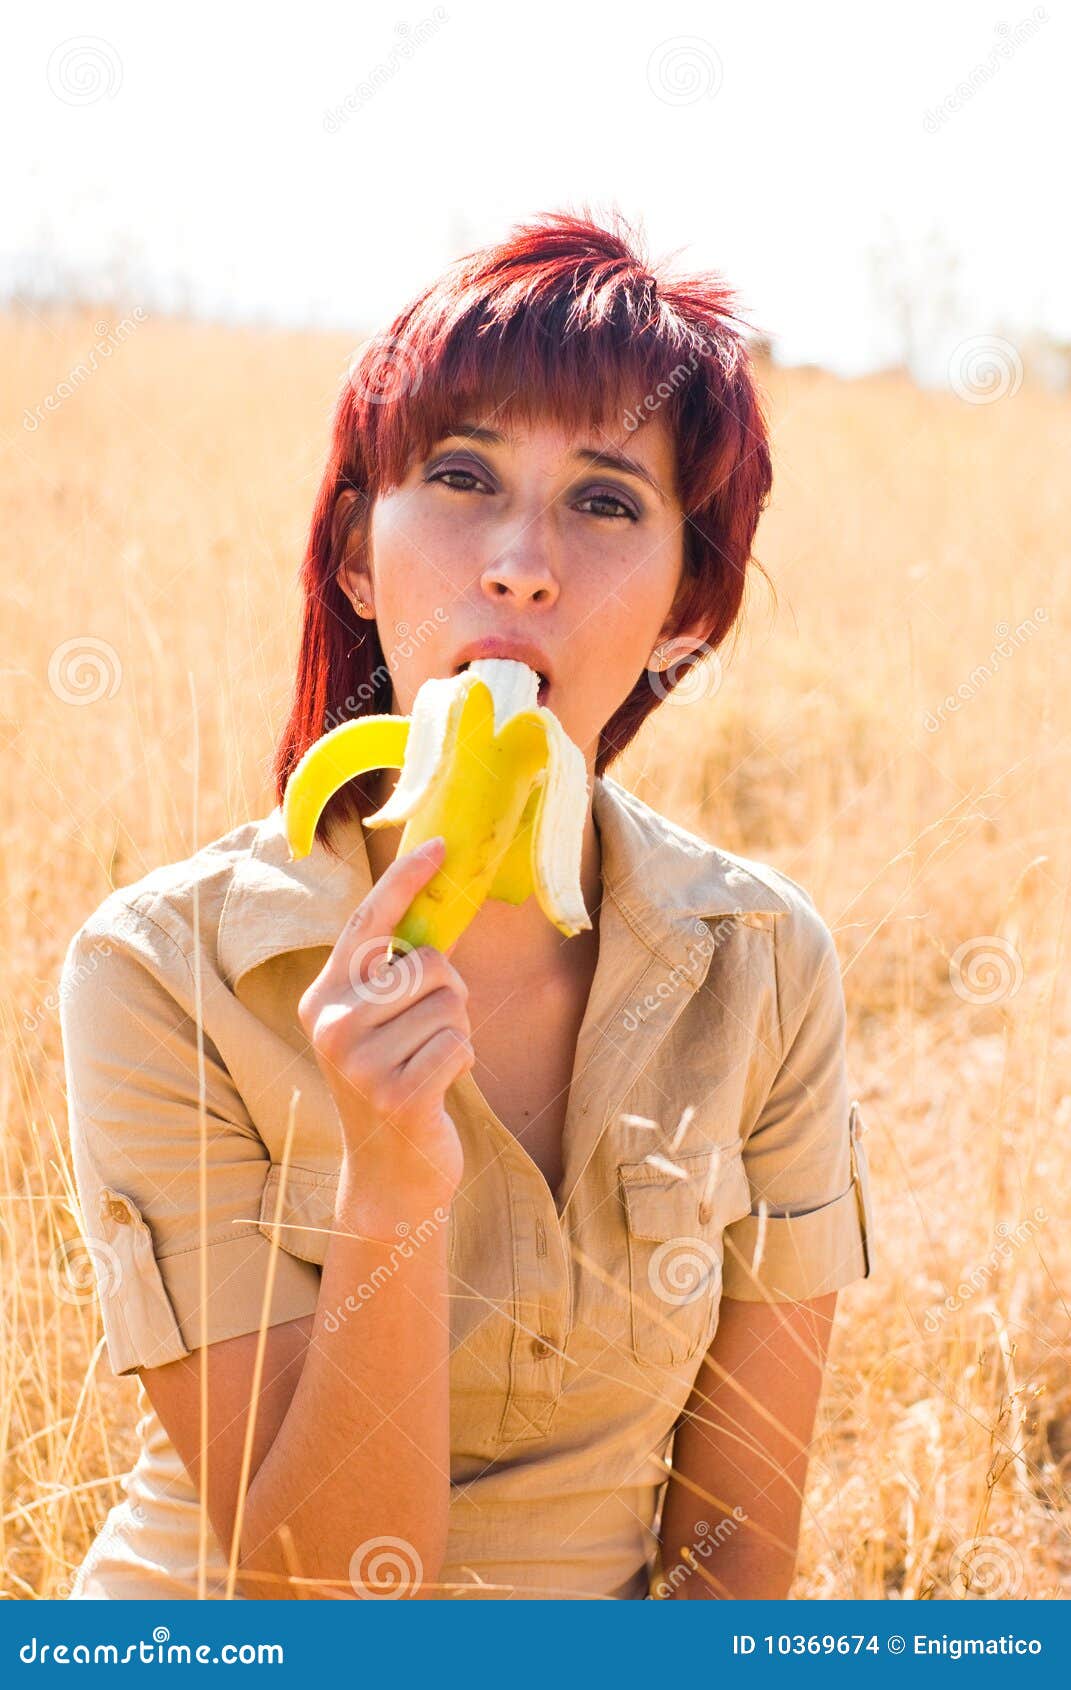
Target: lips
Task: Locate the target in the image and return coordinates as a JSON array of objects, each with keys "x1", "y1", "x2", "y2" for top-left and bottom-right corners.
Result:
[
  {"x1": 456, "y1": 658, "x2": 550, "y2": 705},
  {"x1": 452, "y1": 643, "x2": 553, "y2": 704}
]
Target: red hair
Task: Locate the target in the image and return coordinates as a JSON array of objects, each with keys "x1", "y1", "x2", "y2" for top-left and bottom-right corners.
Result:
[{"x1": 273, "y1": 208, "x2": 774, "y2": 853}]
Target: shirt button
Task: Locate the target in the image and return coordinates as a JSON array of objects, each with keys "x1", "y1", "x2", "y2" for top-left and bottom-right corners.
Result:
[
  {"x1": 106, "y1": 1197, "x2": 132, "y2": 1225},
  {"x1": 532, "y1": 1334, "x2": 555, "y2": 1358}
]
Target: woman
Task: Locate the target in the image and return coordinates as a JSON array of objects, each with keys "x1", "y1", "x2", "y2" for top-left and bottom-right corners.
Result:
[{"x1": 60, "y1": 210, "x2": 873, "y2": 1601}]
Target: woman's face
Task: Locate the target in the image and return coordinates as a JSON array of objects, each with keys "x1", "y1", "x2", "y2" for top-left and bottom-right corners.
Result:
[{"x1": 338, "y1": 402, "x2": 705, "y2": 766}]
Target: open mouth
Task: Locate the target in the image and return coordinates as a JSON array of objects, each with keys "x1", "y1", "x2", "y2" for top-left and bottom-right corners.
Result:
[{"x1": 456, "y1": 659, "x2": 551, "y2": 705}]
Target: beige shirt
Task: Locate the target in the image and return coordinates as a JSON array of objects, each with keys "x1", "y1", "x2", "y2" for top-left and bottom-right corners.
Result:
[{"x1": 59, "y1": 772, "x2": 873, "y2": 1601}]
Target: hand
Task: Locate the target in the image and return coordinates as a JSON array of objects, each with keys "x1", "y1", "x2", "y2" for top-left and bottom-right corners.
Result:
[{"x1": 297, "y1": 835, "x2": 472, "y2": 1216}]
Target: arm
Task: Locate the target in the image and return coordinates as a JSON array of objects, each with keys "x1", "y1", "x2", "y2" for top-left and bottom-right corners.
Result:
[
  {"x1": 138, "y1": 835, "x2": 470, "y2": 1600},
  {"x1": 656, "y1": 894, "x2": 874, "y2": 1599},
  {"x1": 139, "y1": 1172, "x2": 454, "y2": 1600},
  {"x1": 64, "y1": 835, "x2": 473, "y2": 1601},
  {"x1": 657, "y1": 1291, "x2": 837, "y2": 1599}
]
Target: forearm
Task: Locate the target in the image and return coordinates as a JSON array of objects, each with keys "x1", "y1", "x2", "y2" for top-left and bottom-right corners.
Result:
[
  {"x1": 659, "y1": 1531, "x2": 797, "y2": 1599},
  {"x1": 237, "y1": 1181, "x2": 453, "y2": 1599},
  {"x1": 659, "y1": 1456, "x2": 806, "y2": 1600},
  {"x1": 659, "y1": 1295, "x2": 837, "y2": 1600}
]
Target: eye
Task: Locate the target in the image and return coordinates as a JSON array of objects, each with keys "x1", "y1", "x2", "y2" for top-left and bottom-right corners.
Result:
[
  {"x1": 425, "y1": 460, "x2": 494, "y2": 495},
  {"x1": 575, "y1": 487, "x2": 640, "y2": 522}
]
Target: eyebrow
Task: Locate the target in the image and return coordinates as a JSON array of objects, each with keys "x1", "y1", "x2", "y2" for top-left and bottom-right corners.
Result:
[{"x1": 430, "y1": 421, "x2": 668, "y2": 504}]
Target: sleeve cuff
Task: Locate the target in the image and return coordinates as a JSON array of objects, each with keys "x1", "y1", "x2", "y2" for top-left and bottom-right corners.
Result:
[
  {"x1": 720, "y1": 1115, "x2": 874, "y2": 1302},
  {"x1": 157, "y1": 1232, "x2": 323, "y2": 1357},
  {"x1": 92, "y1": 1184, "x2": 322, "y2": 1377}
]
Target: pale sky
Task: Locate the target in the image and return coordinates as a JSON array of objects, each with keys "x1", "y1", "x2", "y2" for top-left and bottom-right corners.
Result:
[{"x1": 5, "y1": 0, "x2": 1068, "y2": 378}]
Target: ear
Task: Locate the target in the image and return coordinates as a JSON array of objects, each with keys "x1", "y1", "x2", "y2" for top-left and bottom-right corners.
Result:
[
  {"x1": 652, "y1": 609, "x2": 712, "y2": 664},
  {"x1": 332, "y1": 489, "x2": 373, "y2": 607},
  {"x1": 655, "y1": 557, "x2": 713, "y2": 649}
]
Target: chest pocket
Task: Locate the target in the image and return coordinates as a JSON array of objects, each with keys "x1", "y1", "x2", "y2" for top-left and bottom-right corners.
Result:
[{"x1": 618, "y1": 1143, "x2": 753, "y2": 1368}]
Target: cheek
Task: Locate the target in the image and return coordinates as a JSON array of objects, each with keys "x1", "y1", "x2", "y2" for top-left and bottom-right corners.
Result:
[
  {"x1": 371, "y1": 497, "x2": 432, "y2": 566},
  {"x1": 600, "y1": 544, "x2": 678, "y2": 637},
  {"x1": 371, "y1": 502, "x2": 465, "y2": 604},
  {"x1": 591, "y1": 608, "x2": 655, "y2": 691}
]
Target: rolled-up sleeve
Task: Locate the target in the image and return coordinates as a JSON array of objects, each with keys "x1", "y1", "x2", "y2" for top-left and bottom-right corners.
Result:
[
  {"x1": 721, "y1": 898, "x2": 874, "y2": 1302},
  {"x1": 58, "y1": 899, "x2": 322, "y2": 1377}
]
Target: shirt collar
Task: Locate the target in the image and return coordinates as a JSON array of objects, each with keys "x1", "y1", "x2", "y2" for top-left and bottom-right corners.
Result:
[{"x1": 217, "y1": 771, "x2": 790, "y2": 998}]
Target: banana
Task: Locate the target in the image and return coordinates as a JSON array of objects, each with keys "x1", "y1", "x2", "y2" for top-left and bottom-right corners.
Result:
[{"x1": 282, "y1": 659, "x2": 591, "y2": 957}]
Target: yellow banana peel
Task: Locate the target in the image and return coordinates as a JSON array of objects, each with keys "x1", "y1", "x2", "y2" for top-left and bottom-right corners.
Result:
[{"x1": 282, "y1": 659, "x2": 591, "y2": 956}]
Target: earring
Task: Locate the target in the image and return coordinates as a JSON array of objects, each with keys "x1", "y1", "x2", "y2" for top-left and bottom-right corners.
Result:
[{"x1": 355, "y1": 596, "x2": 367, "y2": 615}]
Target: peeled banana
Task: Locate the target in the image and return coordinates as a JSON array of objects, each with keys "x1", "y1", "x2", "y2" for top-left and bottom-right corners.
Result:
[{"x1": 282, "y1": 659, "x2": 591, "y2": 957}]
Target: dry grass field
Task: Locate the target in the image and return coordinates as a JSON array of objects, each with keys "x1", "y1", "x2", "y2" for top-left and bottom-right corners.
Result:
[{"x1": 2, "y1": 306, "x2": 1068, "y2": 1600}]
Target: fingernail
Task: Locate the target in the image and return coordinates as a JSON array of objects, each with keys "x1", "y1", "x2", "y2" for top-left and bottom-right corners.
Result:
[{"x1": 421, "y1": 835, "x2": 445, "y2": 853}]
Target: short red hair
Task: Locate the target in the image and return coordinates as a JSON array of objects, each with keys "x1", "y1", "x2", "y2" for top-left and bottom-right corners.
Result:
[{"x1": 273, "y1": 208, "x2": 773, "y2": 852}]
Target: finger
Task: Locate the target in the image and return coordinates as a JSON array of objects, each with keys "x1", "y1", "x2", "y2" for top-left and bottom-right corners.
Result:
[
  {"x1": 344, "y1": 949, "x2": 466, "y2": 1045},
  {"x1": 360, "y1": 987, "x2": 471, "y2": 1077},
  {"x1": 327, "y1": 834, "x2": 445, "y2": 989},
  {"x1": 395, "y1": 1025, "x2": 476, "y2": 1106}
]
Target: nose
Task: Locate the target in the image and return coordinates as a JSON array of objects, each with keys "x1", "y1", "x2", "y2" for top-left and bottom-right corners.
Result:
[{"x1": 480, "y1": 520, "x2": 560, "y2": 607}]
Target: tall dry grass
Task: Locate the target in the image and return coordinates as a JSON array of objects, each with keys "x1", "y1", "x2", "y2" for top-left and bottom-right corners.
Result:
[{"x1": 2, "y1": 307, "x2": 1067, "y2": 1599}]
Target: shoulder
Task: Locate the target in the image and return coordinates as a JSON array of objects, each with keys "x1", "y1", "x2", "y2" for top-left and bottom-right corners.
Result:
[
  {"x1": 597, "y1": 774, "x2": 839, "y2": 977},
  {"x1": 61, "y1": 813, "x2": 268, "y2": 989}
]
